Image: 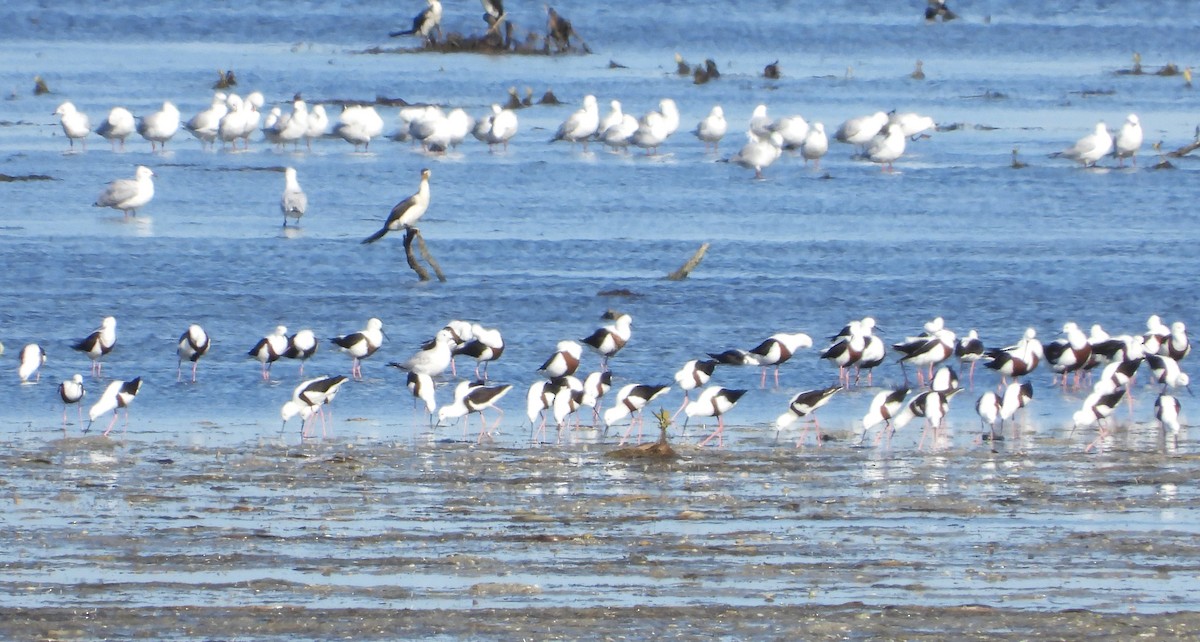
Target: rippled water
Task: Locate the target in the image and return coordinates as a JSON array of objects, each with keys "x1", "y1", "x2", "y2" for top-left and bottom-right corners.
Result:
[{"x1": 1, "y1": 0, "x2": 1199, "y2": 628}]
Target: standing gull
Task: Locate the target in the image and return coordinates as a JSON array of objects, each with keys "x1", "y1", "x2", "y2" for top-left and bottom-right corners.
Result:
[
  {"x1": 801, "y1": 122, "x2": 829, "y2": 169},
  {"x1": 54, "y1": 101, "x2": 91, "y2": 151},
  {"x1": 730, "y1": 131, "x2": 783, "y2": 179},
  {"x1": 281, "y1": 167, "x2": 307, "y2": 227},
  {"x1": 1113, "y1": 114, "x2": 1143, "y2": 167},
  {"x1": 185, "y1": 93, "x2": 228, "y2": 150},
  {"x1": 1057, "y1": 121, "x2": 1113, "y2": 167},
  {"x1": 362, "y1": 168, "x2": 432, "y2": 244},
  {"x1": 94, "y1": 165, "x2": 155, "y2": 219},
  {"x1": 693, "y1": 105, "x2": 727, "y2": 153},
  {"x1": 550, "y1": 95, "x2": 600, "y2": 150},
  {"x1": 95, "y1": 107, "x2": 136, "y2": 152},
  {"x1": 137, "y1": 101, "x2": 181, "y2": 151},
  {"x1": 389, "y1": 328, "x2": 456, "y2": 378}
]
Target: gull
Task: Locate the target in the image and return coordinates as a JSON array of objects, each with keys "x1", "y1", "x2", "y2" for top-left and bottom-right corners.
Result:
[
  {"x1": 277, "y1": 96, "x2": 309, "y2": 150},
  {"x1": 176, "y1": 324, "x2": 211, "y2": 383},
  {"x1": 305, "y1": 104, "x2": 329, "y2": 149},
  {"x1": 239, "y1": 91, "x2": 265, "y2": 148},
  {"x1": 601, "y1": 110, "x2": 639, "y2": 152},
  {"x1": 261, "y1": 106, "x2": 284, "y2": 146},
  {"x1": 389, "y1": 328, "x2": 456, "y2": 378},
  {"x1": 94, "y1": 165, "x2": 155, "y2": 219},
  {"x1": 95, "y1": 107, "x2": 135, "y2": 151},
  {"x1": 333, "y1": 104, "x2": 385, "y2": 152},
  {"x1": 866, "y1": 123, "x2": 906, "y2": 171},
  {"x1": 693, "y1": 105, "x2": 727, "y2": 153},
  {"x1": 800, "y1": 122, "x2": 828, "y2": 168},
  {"x1": 137, "y1": 101, "x2": 181, "y2": 151},
  {"x1": 217, "y1": 93, "x2": 250, "y2": 150},
  {"x1": 729, "y1": 131, "x2": 783, "y2": 179},
  {"x1": 185, "y1": 92, "x2": 228, "y2": 149},
  {"x1": 748, "y1": 104, "x2": 772, "y2": 138},
  {"x1": 770, "y1": 114, "x2": 810, "y2": 151},
  {"x1": 888, "y1": 111, "x2": 936, "y2": 138},
  {"x1": 1113, "y1": 114, "x2": 1143, "y2": 167},
  {"x1": 281, "y1": 167, "x2": 307, "y2": 227},
  {"x1": 835, "y1": 111, "x2": 889, "y2": 149},
  {"x1": 54, "y1": 101, "x2": 91, "y2": 151},
  {"x1": 596, "y1": 100, "x2": 625, "y2": 140},
  {"x1": 550, "y1": 95, "x2": 600, "y2": 150},
  {"x1": 478, "y1": 104, "x2": 518, "y2": 151},
  {"x1": 362, "y1": 168, "x2": 432, "y2": 243},
  {"x1": 1057, "y1": 121, "x2": 1113, "y2": 167}
]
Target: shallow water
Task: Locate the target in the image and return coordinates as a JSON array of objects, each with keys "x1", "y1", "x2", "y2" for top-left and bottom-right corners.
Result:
[{"x1": 1, "y1": 0, "x2": 1199, "y2": 634}]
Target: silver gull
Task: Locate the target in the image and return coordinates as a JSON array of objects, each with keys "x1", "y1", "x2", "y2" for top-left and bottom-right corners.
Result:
[
  {"x1": 54, "y1": 101, "x2": 91, "y2": 151},
  {"x1": 95, "y1": 107, "x2": 135, "y2": 151},
  {"x1": 693, "y1": 105, "x2": 727, "y2": 152},
  {"x1": 137, "y1": 101, "x2": 180, "y2": 151},
  {"x1": 94, "y1": 165, "x2": 155, "y2": 218},
  {"x1": 281, "y1": 167, "x2": 307, "y2": 227},
  {"x1": 1113, "y1": 114, "x2": 1143, "y2": 167}
]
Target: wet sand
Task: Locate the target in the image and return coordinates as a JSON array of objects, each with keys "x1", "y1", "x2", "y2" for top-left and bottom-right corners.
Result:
[{"x1": 2, "y1": 423, "x2": 1198, "y2": 639}]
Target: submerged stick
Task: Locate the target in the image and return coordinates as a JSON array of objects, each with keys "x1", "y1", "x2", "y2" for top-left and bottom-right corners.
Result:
[
  {"x1": 667, "y1": 242, "x2": 710, "y2": 281},
  {"x1": 415, "y1": 230, "x2": 447, "y2": 282},
  {"x1": 403, "y1": 228, "x2": 432, "y2": 282}
]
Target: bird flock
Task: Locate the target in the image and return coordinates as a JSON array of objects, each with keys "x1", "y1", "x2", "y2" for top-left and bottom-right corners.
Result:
[
  {"x1": 5, "y1": 305, "x2": 1189, "y2": 452},
  {"x1": 54, "y1": 74, "x2": 1159, "y2": 232}
]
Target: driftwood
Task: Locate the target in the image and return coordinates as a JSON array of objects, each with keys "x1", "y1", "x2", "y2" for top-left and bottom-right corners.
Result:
[
  {"x1": 667, "y1": 243, "x2": 710, "y2": 281},
  {"x1": 402, "y1": 228, "x2": 446, "y2": 282}
]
